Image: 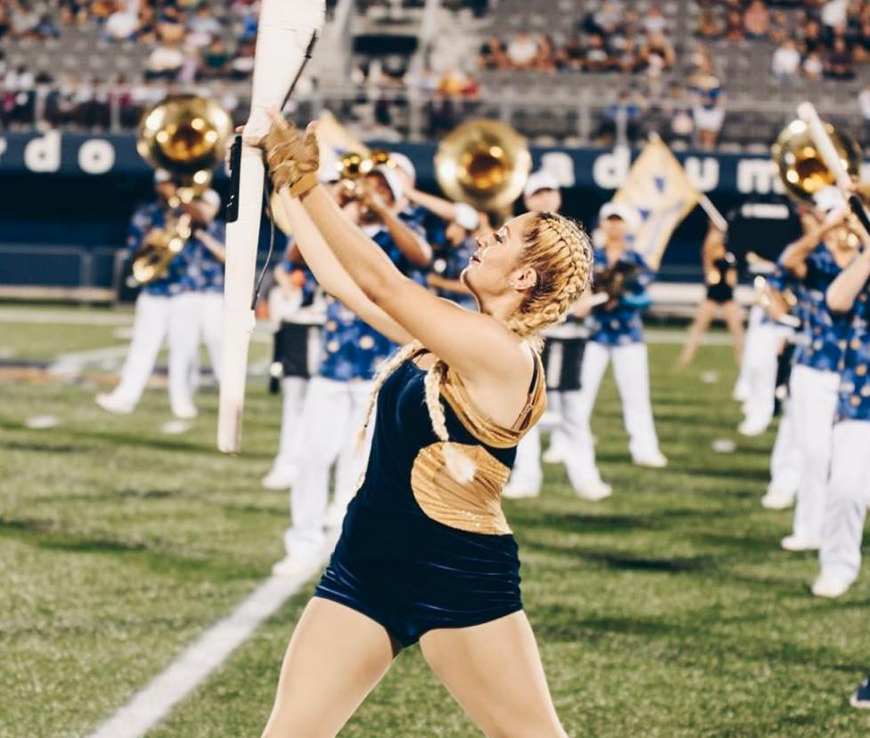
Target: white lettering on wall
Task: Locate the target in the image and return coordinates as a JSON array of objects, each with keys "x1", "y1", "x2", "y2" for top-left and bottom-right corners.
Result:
[
  {"x1": 0, "y1": 138, "x2": 7, "y2": 165},
  {"x1": 540, "y1": 152, "x2": 576, "y2": 187},
  {"x1": 684, "y1": 157, "x2": 719, "y2": 192},
  {"x1": 78, "y1": 139, "x2": 116, "y2": 174},
  {"x1": 23, "y1": 131, "x2": 61, "y2": 173},
  {"x1": 736, "y1": 159, "x2": 780, "y2": 194},
  {"x1": 592, "y1": 146, "x2": 630, "y2": 189}
]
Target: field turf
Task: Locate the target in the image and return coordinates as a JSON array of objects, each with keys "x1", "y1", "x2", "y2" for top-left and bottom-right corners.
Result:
[{"x1": 1, "y1": 309, "x2": 868, "y2": 738}]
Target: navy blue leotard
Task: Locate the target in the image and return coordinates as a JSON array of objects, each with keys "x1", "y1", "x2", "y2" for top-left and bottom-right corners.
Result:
[{"x1": 314, "y1": 351, "x2": 546, "y2": 647}]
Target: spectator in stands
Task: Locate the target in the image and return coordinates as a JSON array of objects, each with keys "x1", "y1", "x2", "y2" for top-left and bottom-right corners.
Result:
[
  {"x1": 744, "y1": 0, "x2": 770, "y2": 39},
  {"x1": 644, "y1": 4, "x2": 667, "y2": 35},
  {"x1": 801, "y1": 18, "x2": 825, "y2": 56},
  {"x1": 145, "y1": 33, "x2": 186, "y2": 81},
  {"x1": 103, "y1": 2, "x2": 139, "y2": 41},
  {"x1": 854, "y1": 16, "x2": 870, "y2": 61},
  {"x1": 822, "y1": 0, "x2": 850, "y2": 29},
  {"x1": 803, "y1": 49, "x2": 825, "y2": 79},
  {"x1": 768, "y1": 9, "x2": 791, "y2": 45},
  {"x1": 825, "y1": 35, "x2": 856, "y2": 77},
  {"x1": 689, "y1": 61, "x2": 724, "y2": 149},
  {"x1": 478, "y1": 35, "x2": 507, "y2": 70},
  {"x1": 535, "y1": 35, "x2": 558, "y2": 72},
  {"x1": 772, "y1": 37, "x2": 802, "y2": 77},
  {"x1": 697, "y1": 7, "x2": 723, "y2": 38},
  {"x1": 199, "y1": 38, "x2": 231, "y2": 78},
  {"x1": 642, "y1": 31, "x2": 676, "y2": 73},
  {"x1": 10, "y1": 1, "x2": 41, "y2": 38},
  {"x1": 557, "y1": 34, "x2": 585, "y2": 71},
  {"x1": 585, "y1": 33, "x2": 613, "y2": 72},
  {"x1": 725, "y1": 9, "x2": 744, "y2": 40},
  {"x1": 664, "y1": 83, "x2": 695, "y2": 148},
  {"x1": 595, "y1": 88, "x2": 644, "y2": 145},
  {"x1": 506, "y1": 31, "x2": 539, "y2": 70},
  {"x1": 230, "y1": 40, "x2": 256, "y2": 79}
]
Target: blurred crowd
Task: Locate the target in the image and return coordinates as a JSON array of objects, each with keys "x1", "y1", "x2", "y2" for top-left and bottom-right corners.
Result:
[{"x1": 478, "y1": 4, "x2": 677, "y2": 78}]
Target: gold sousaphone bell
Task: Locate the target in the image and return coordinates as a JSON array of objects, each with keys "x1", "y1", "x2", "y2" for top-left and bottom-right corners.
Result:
[
  {"x1": 435, "y1": 119, "x2": 531, "y2": 218},
  {"x1": 772, "y1": 117, "x2": 862, "y2": 202},
  {"x1": 132, "y1": 94, "x2": 233, "y2": 284}
]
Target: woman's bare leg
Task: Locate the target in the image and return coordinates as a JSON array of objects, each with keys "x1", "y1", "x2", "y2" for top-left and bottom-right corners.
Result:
[
  {"x1": 678, "y1": 299, "x2": 716, "y2": 367},
  {"x1": 722, "y1": 300, "x2": 746, "y2": 365},
  {"x1": 260, "y1": 597, "x2": 400, "y2": 738},
  {"x1": 420, "y1": 611, "x2": 568, "y2": 738}
]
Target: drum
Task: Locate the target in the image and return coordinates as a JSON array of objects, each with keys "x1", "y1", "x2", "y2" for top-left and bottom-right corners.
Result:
[
  {"x1": 269, "y1": 321, "x2": 322, "y2": 393},
  {"x1": 540, "y1": 322, "x2": 589, "y2": 392}
]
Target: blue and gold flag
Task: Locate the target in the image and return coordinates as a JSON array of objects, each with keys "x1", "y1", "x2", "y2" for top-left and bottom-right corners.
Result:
[{"x1": 613, "y1": 139, "x2": 700, "y2": 270}]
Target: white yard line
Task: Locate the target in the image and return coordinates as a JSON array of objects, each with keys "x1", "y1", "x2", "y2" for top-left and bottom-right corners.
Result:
[
  {"x1": 48, "y1": 346, "x2": 130, "y2": 375},
  {"x1": 85, "y1": 552, "x2": 331, "y2": 738},
  {"x1": 0, "y1": 309, "x2": 134, "y2": 326}
]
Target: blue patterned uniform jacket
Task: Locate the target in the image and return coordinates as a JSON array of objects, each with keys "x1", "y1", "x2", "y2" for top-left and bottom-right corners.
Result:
[
  {"x1": 185, "y1": 221, "x2": 226, "y2": 293},
  {"x1": 318, "y1": 227, "x2": 419, "y2": 382},
  {"x1": 837, "y1": 278, "x2": 870, "y2": 422},
  {"x1": 128, "y1": 203, "x2": 183, "y2": 297},
  {"x1": 588, "y1": 248, "x2": 654, "y2": 346},
  {"x1": 792, "y1": 244, "x2": 850, "y2": 373}
]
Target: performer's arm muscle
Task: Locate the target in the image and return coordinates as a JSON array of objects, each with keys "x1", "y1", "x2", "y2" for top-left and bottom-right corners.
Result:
[
  {"x1": 782, "y1": 213, "x2": 845, "y2": 279},
  {"x1": 281, "y1": 191, "x2": 412, "y2": 345},
  {"x1": 298, "y1": 185, "x2": 530, "y2": 385}
]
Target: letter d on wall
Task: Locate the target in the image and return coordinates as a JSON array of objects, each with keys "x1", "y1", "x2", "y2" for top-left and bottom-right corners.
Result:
[{"x1": 24, "y1": 131, "x2": 61, "y2": 173}]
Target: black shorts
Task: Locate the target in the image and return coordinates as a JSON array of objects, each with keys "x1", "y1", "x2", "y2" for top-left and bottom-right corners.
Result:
[{"x1": 314, "y1": 497, "x2": 523, "y2": 647}]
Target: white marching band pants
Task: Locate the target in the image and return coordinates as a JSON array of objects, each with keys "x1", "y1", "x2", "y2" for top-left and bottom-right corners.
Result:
[
  {"x1": 769, "y1": 398, "x2": 801, "y2": 496},
  {"x1": 112, "y1": 292, "x2": 170, "y2": 406},
  {"x1": 563, "y1": 341, "x2": 662, "y2": 487},
  {"x1": 271, "y1": 376, "x2": 309, "y2": 476},
  {"x1": 198, "y1": 291, "x2": 223, "y2": 383},
  {"x1": 284, "y1": 377, "x2": 374, "y2": 558},
  {"x1": 789, "y1": 364, "x2": 840, "y2": 541},
  {"x1": 738, "y1": 307, "x2": 781, "y2": 428},
  {"x1": 819, "y1": 421, "x2": 870, "y2": 585}
]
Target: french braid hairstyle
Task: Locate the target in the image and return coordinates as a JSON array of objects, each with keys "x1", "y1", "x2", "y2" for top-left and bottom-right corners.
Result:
[{"x1": 357, "y1": 212, "x2": 593, "y2": 483}]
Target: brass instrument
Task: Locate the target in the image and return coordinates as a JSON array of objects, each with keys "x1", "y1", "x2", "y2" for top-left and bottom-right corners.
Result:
[
  {"x1": 132, "y1": 94, "x2": 232, "y2": 284},
  {"x1": 435, "y1": 119, "x2": 531, "y2": 218},
  {"x1": 772, "y1": 118, "x2": 861, "y2": 203}
]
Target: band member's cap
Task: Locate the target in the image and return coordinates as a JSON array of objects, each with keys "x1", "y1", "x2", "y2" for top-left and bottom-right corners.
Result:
[
  {"x1": 371, "y1": 165, "x2": 405, "y2": 203},
  {"x1": 599, "y1": 201, "x2": 639, "y2": 228},
  {"x1": 200, "y1": 188, "x2": 221, "y2": 209},
  {"x1": 524, "y1": 170, "x2": 560, "y2": 199},
  {"x1": 389, "y1": 152, "x2": 416, "y2": 184},
  {"x1": 153, "y1": 168, "x2": 172, "y2": 184},
  {"x1": 813, "y1": 186, "x2": 846, "y2": 215}
]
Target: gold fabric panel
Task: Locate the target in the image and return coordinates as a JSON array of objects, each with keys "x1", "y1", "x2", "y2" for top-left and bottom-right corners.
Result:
[
  {"x1": 439, "y1": 354, "x2": 547, "y2": 449},
  {"x1": 411, "y1": 442, "x2": 512, "y2": 535}
]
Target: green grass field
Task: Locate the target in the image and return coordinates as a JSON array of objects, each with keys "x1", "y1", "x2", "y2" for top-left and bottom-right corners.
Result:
[{"x1": 1, "y1": 310, "x2": 868, "y2": 738}]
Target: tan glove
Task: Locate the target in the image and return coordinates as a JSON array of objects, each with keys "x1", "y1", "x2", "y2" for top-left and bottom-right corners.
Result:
[{"x1": 263, "y1": 110, "x2": 320, "y2": 198}]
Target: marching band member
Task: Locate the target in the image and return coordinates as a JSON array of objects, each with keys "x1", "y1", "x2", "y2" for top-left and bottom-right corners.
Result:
[
  {"x1": 96, "y1": 169, "x2": 180, "y2": 415},
  {"x1": 678, "y1": 222, "x2": 744, "y2": 367},
  {"x1": 504, "y1": 171, "x2": 567, "y2": 499},
  {"x1": 277, "y1": 163, "x2": 430, "y2": 568},
  {"x1": 562, "y1": 202, "x2": 667, "y2": 500},
  {"x1": 812, "y1": 214, "x2": 870, "y2": 597},
  {"x1": 261, "y1": 256, "x2": 320, "y2": 491},
  {"x1": 255, "y1": 112, "x2": 590, "y2": 738},
  {"x1": 779, "y1": 191, "x2": 853, "y2": 552}
]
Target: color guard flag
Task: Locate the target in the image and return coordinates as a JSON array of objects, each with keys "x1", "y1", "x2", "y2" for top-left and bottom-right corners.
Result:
[{"x1": 612, "y1": 138, "x2": 701, "y2": 270}]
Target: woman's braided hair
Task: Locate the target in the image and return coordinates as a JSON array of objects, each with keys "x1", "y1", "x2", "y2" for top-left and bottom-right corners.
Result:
[{"x1": 356, "y1": 212, "x2": 593, "y2": 481}]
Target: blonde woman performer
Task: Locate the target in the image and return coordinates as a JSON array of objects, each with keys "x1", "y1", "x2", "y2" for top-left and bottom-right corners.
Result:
[{"x1": 252, "y1": 114, "x2": 591, "y2": 738}]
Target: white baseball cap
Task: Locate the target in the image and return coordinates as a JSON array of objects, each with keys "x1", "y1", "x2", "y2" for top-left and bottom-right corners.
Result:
[
  {"x1": 200, "y1": 188, "x2": 221, "y2": 209},
  {"x1": 599, "y1": 201, "x2": 639, "y2": 229},
  {"x1": 813, "y1": 185, "x2": 846, "y2": 215},
  {"x1": 154, "y1": 168, "x2": 172, "y2": 184},
  {"x1": 371, "y1": 165, "x2": 405, "y2": 203},
  {"x1": 389, "y1": 151, "x2": 416, "y2": 183},
  {"x1": 524, "y1": 170, "x2": 560, "y2": 199},
  {"x1": 454, "y1": 202, "x2": 481, "y2": 231}
]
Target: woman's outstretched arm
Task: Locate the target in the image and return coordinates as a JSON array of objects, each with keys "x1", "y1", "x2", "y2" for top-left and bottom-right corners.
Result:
[
  {"x1": 827, "y1": 219, "x2": 870, "y2": 313},
  {"x1": 279, "y1": 189, "x2": 413, "y2": 345},
  {"x1": 297, "y1": 184, "x2": 529, "y2": 384}
]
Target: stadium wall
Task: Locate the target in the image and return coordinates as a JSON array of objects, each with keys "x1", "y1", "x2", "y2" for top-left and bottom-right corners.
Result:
[{"x1": 0, "y1": 131, "x2": 840, "y2": 295}]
